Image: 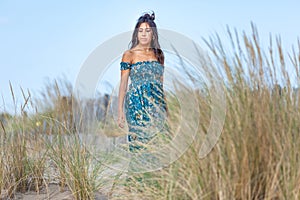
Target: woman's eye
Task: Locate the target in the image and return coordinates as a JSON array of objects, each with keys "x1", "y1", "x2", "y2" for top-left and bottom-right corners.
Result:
[{"x1": 138, "y1": 29, "x2": 151, "y2": 32}]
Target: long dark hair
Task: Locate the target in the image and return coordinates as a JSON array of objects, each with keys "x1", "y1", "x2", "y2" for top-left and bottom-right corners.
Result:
[{"x1": 129, "y1": 11, "x2": 164, "y2": 65}]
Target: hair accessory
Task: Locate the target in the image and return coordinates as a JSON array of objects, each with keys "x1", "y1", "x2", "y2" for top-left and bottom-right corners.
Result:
[
  {"x1": 139, "y1": 11, "x2": 155, "y2": 22},
  {"x1": 150, "y1": 12, "x2": 155, "y2": 21}
]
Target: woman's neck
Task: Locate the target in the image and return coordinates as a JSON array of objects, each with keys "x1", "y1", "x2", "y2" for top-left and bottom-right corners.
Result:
[{"x1": 135, "y1": 44, "x2": 152, "y2": 52}]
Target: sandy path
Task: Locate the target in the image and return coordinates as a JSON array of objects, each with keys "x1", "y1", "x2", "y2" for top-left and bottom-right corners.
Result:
[{"x1": 14, "y1": 184, "x2": 109, "y2": 200}]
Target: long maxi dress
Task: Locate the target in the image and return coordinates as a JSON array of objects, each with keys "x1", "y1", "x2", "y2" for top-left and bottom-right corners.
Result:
[{"x1": 120, "y1": 60, "x2": 168, "y2": 154}]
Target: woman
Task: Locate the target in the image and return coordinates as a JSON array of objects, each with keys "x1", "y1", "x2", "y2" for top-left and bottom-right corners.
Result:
[{"x1": 118, "y1": 12, "x2": 168, "y2": 153}]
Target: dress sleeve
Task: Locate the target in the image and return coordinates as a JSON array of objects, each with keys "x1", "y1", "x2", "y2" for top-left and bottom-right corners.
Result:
[{"x1": 120, "y1": 62, "x2": 131, "y2": 70}]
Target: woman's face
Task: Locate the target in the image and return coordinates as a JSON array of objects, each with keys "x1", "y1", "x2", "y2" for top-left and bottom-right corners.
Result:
[{"x1": 137, "y1": 22, "x2": 153, "y2": 46}]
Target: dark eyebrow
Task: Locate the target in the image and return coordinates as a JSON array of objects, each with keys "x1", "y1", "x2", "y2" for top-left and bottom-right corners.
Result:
[{"x1": 139, "y1": 27, "x2": 151, "y2": 30}]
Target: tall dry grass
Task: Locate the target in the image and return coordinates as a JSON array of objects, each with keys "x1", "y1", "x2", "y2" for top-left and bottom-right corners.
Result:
[
  {"x1": 0, "y1": 84, "x2": 47, "y2": 199},
  {"x1": 109, "y1": 24, "x2": 300, "y2": 199},
  {"x1": 0, "y1": 80, "x2": 109, "y2": 199},
  {"x1": 0, "y1": 24, "x2": 299, "y2": 199}
]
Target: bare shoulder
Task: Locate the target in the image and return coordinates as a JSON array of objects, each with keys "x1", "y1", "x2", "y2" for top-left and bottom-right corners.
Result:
[{"x1": 121, "y1": 50, "x2": 134, "y2": 63}]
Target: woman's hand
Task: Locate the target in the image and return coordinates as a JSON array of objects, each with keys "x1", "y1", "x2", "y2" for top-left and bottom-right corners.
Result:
[{"x1": 118, "y1": 110, "x2": 125, "y2": 128}]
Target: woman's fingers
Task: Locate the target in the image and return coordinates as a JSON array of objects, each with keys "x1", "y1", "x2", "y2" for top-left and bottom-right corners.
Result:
[
  {"x1": 119, "y1": 123, "x2": 124, "y2": 128},
  {"x1": 119, "y1": 120, "x2": 124, "y2": 128},
  {"x1": 118, "y1": 115, "x2": 125, "y2": 128}
]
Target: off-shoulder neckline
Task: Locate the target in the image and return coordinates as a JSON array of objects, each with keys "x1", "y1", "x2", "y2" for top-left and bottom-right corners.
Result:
[{"x1": 120, "y1": 60, "x2": 160, "y2": 66}]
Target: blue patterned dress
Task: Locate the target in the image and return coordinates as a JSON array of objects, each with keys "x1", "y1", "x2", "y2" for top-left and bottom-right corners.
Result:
[{"x1": 120, "y1": 60, "x2": 167, "y2": 152}]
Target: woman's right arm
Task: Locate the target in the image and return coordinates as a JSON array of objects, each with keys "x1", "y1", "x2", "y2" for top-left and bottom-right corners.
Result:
[{"x1": 117, "y1": 51, "x2": 131, "y2": 128}]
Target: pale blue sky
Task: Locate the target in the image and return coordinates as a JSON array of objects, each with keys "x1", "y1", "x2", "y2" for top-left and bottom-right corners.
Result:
[{"x1": 1, "y1": 0, "x2": 299, "y2": 113}]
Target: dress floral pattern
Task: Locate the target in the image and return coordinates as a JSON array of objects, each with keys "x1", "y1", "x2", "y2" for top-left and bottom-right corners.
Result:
[{"x1": 120, "y1": 60, "x2": 167, "y2": 152}]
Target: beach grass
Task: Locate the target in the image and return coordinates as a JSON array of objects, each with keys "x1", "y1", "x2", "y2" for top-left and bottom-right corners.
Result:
[{"x1": 1, "y1": 24, "x2": 300, "y2": 199}]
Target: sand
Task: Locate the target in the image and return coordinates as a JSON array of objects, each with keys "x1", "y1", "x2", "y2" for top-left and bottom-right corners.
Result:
[{"x1": 9, "y1": 184, "x2": 109, "y2": 200}]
